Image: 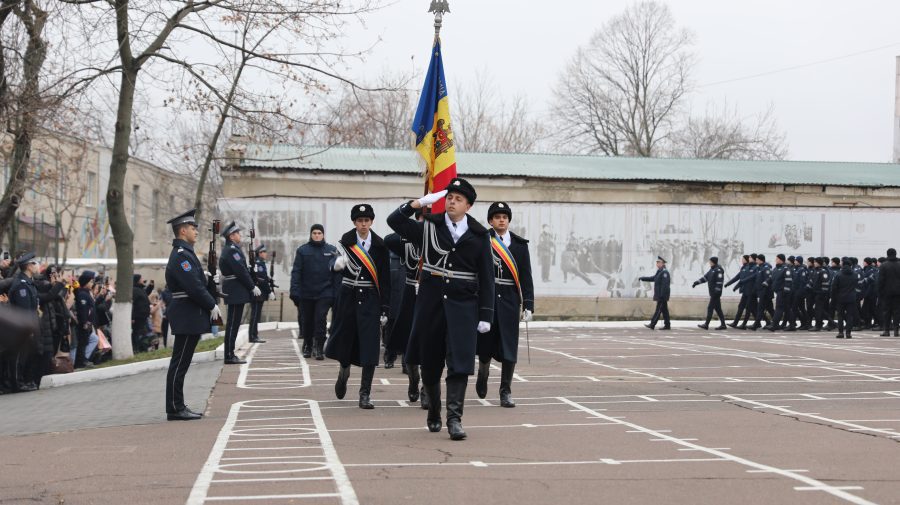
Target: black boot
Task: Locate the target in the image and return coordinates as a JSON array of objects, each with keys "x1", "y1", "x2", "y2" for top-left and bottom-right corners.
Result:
[
  {"x1": 407, "y1": 365, "x2": 420, "y2": 402},
  {"x1": 334, "y1": 365, "x2": 350, "y2": 400},
  {"x1": 383, "y1": 351, "x2": 396, "y2": 370},
  {"x1": 697, "y1": 323, "x2": 709, "y2": 330},
  {"x1": 445, "y1": 376, "x2": 468, "y2": 440},
  {"x1": 475, "y1": 360, "x2": 490, "y2": 399},
  {"x1": 302, "y1": 342, "x2": 312, "y2": 359},
  {"x1": 424, "y1": 382, "x2": 442, "y2": 432},
  {"x1": 846, "y1": 331, "x2": 852, "y2": 339},
  {"x1": 314, "y1": 341, "x2": 325, "y2": 360},
  {"x1": 358, "y1": 366, "x2": 375, "y2": 409},
  {"x1": 420, "y1": 385, "x2": 429, "y2": 410},
  {"x1": 499, "y1": 362, "x2": 516, "y2": 408}
]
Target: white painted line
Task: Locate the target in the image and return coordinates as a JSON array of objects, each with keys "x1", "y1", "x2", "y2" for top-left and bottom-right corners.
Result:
[
  {"x1": 637, "y1": 395, "x2": 659, "y2": 402},
  {"x1": 379, "y1": 378, "x2": 391, "y2": 385},
  {"x1": 470, "y1": 461, "x2": 488, "y2": 467},
  {"x1": 679, "y1": 448, "x2": 730, "y2": 451},
  {"x1": 795, "y1": 487, "x2": 864, "y2": 491},
  {"x1": 204, "y1": 493, "x2": 340, "y2": 501},
  {"x1": 341, "y1": 458, "x2": 725, "y2": 468},
  {"x1": 478, "y1": 399, "x2": 492, "y2": 406},
  {"x1": 187, "y1": 402, "x2": 242, "y2": 505},
  {"x1": 531, "y1": 345, "x2": 674, "y2": 382},
  {"x1": 558, "y1": 397, "x2": 875, "y2": 505},
  {"x1": 747, "y1": 469, "x2": 808, "y2": 473},
  {"x1": 599, "y1": 458, "x2": 620, "y2": 465},
  {"x1": 308, "y1": 400, "x2": 359, "y2": 505},
  {"x1": 210, "y1": 477, "x2": 333, "y2": 483}
]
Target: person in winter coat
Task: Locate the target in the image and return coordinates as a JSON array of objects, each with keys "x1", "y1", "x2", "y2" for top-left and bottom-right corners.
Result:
[
  {"x1": 290, "y1": 224, "x2": 340, "y2": 360},
  {"x1": 832, "y1": 258, "x2": 860, "y2": 339}
]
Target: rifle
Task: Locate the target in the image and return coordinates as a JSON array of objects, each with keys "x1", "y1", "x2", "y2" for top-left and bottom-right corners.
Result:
[
  {"x1": 248, "y1": 220, "x2": 262, "y2": 301},
  {"x1": 208, "y1": 219, "x2": 224, "y2": 325},
  {"x1": 268, "y1": 250, "x2": 278, "y2": 293}
]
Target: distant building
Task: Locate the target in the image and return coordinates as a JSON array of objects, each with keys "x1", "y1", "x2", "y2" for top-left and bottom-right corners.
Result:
[{"x1": 221, "y1": 139, "x2": 900, "y2": 319}]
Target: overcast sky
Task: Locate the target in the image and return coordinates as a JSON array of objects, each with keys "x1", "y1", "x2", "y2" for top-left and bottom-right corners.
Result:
[{"x1": 339, "y1": 0, "x2": 900, "y2": 163}]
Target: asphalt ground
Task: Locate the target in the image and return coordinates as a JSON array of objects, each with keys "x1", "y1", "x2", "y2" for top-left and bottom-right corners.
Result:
[{"x1": 1, "y1": 323, "x2": 899, "y2": 505}]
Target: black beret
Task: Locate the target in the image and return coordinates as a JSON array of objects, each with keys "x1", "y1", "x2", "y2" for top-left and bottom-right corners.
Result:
[
  {"x1": 487, "y1": 201, "x2": 512, "y2": 221},
  {"x1": 351, "y1": 204, "x2": 375, "y2": 221},
  {"x1": 444, "y1": 177, "x2": 477, "y2": 204}
]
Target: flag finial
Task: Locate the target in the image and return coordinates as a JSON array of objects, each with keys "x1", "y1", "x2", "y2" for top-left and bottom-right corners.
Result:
[{"x1": 429, "y1": 0, "x2": 450, "y2": 38}]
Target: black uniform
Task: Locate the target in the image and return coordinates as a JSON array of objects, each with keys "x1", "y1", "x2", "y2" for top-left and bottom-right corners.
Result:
[
  {"x1": 768, "y1": 262, "x2": 793, "y2": 330},
  {"x1": 219, "y1": 239, "x2": 255, "y2": 361},
  {"x1": 384, "y1": 232, "x2": 423, "y2": 402},
  {"x1": 248, "y1": 255, "x2": 271, "y2": 343},
  {"x1": 477, "y1": 228, "x2": 535, "y2": 406},
  {"x1": 879, "y1": 254, "x2": 900, "y2": 336},
  {"x1": 753, "y1": 262, "x2": 773, "y2": 328},
  {"x1": 289, "y1": 236, "x2": 338, "y2": 358},
  {"x1": 74, "y1": 286, "x2": 95, "y2": 368},
  {"x1": 8, "y1": 271, "x2": 39, "y2": 392},
  {"x1": 165, "y1": 237, "x2": 216, "y2": 417},
  {"x1": 694, "y1": 264, "x2": 725, "y2": 328},
  {"x1": 640, "y1": 266, "x2": 671, "y2": 329},
  {"x1": 388, "y1": 195, "x2": 494, "y2": 438},
  {"x1": 725, "y1": 262, "x2": 752, "y2": 326},
  {"x1": 831, "y1": 264, "x2": 859, "y2": 337},
  {"x1": 791, "y1": 262, "x2": 809, "y2": 328}
]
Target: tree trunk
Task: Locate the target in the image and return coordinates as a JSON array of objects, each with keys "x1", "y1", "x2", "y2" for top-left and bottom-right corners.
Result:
[{"x1": 108, "y1": 68, "x2": 138, "y2": 360}]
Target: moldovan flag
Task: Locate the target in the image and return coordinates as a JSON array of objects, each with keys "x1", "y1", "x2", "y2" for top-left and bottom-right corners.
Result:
[{"x1": 411, "y1": 39, "x2": 457, "y2": 214}]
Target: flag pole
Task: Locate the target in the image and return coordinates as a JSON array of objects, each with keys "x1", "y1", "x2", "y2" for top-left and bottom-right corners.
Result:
[{"x1": 429, "y1": 0, "x2": 450, "y2": 41}]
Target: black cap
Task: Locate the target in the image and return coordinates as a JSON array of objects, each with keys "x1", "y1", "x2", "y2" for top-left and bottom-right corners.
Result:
[
  {"x1": 742, "y1": 255, "x2": 750, "y2": 261},
  {"x1": 888, "y1": 248, "x2": 897, "y2": 258},
  {"x1": 487, "y1": 201, "x2": 512, "y2": 221},
  {"x1": 167, "y1": 208, "x2": 197, "y2": 231},
  {"x1": 133, "y1": 273, "x2": 142, "y2": 284},
  {"x1": 255, "y1": 244, "x2": 267, "y2": 254},
  {"x1": 796, "y1": 255, "x2": 804, "y2": 263},
  {"x1": 444, "y1": 177, "x2": 477, "y2": 204},
  {"x1": 709, "y1": 256, "x2": 718, "y2": 265},
  {"x1": 757, "y1": 254, "x2": 766, "y2": 261},
  {"x1": 776, "y1": 253, "x2": 786, "y2": 262},
  {"x1": 221, "y1": 221, "x2": 242, "y2": 238},
  {"x1": 351, "y1": 204, "x2": 375, "y2": 221},
  {"x1": 15, "y1": 251, "x2": 37, "y2": 267},
  {"x1": 842, "y1": 258, "x2": 852, "y2": 267},
  {"x1": 310, "y1": 224, "x2": 324, "y2": 234},
  {"x1": 78, "y1": 270, "x2": 96, "y2": 286},
  {"x1": 864, "y1": 257, "x2": 874, "y2": 265},
  {"x1": 787, "y1": 255, "x2": 795, "y2": 262},
  {"x1": 831, "y1": 257, "x2": 840, "y2": 265},
  {"x1": 813, "y1": 257, "x2": 824, "y2": 265},
  {"x1": 750, "y1": 253, "x2": 758, "y2": 260},
  {"x1": 657, "y1": 256, "x2": 667, "y2": 264}
]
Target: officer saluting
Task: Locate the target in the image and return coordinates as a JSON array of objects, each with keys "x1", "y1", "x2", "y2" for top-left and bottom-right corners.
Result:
[
  {"x1": 476, "y1": 202, "x2": 534, "y2": 408},
  {"x1": 388, "y1": 178, "x2": 494, "y2": 441},
  {"x1": 164, "y1": 209, "x2": 222, "y2": 421},
  {"x1": 326, "y1": 204, "x2": 391, "y2": 410},
  {"x1": 692, "y1": 256, "x2": 726, "y2": 330},
  {"x1": 247, "y1": 244, "x2": 271, "y2": 344},
  {"x1": 219, "y1": 221, "x2": 261, "y2": 364},
  {"x1": 641, "y1": 256, "x2": 671, "y2": 330}
]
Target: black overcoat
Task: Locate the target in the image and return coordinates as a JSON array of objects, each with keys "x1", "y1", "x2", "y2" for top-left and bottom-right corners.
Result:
[
  {"x1": 219, "y1": 240, "x2": 254, "y2": 305},
  {"x1": 478, "y1": 230, "x2": 535, "y2": 363},
  {"x1": 165, "y1": 239, "x2": 216, "y2": 335},
  {"x1": 387, "y1": 203, "x2": 494, "y2": 376},
  {"x1": 324, "y1": 229, "x2": 391, "y2": 367},
  {"x1": 384, "y1": 233, "x2": 420, "y2": 355}
]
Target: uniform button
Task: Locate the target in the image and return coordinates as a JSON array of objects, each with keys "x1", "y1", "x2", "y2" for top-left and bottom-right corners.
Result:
[
  {"x1": 359, "y1": 289, "x2": 363, "y2": 293},
  {"x1": 452, "y1": 248, "x2": 456, "y2": 252},
  {"x1": 448, "y1": 263, "x2": 453, "y2": 268},
  {"x1": 498, "y1": 295, "x2": 502, "y2": 298},
  {"x1": 358, "y1": 301, "x2": 362, "y2": 305},
  {"x1": 443, "y1": 295, "x2": 447, "y2": 299},
  {"x1": 446, "y1": 280, "x2": 450, "y2": 284}
]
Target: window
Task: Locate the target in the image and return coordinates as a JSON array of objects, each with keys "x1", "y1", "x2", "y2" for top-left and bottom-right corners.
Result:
[
  {"x1": 86, "y1": 172, "x2": 97, "y2": 206},
  {"x1": 131, "y1": 185, "x2": 139, "y2": 230},
  {"x1": 151, "y1": 190, "x2": 160, "y2": 240}
]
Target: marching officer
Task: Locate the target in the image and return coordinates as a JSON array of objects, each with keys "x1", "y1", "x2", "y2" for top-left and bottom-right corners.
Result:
[
  {"x1": 767, "y1": 254, "x2": 793, "y2": 331},
  {"x1": 751, "y1": 254, "x2": 773, "y2": 330},
  {"x1": 388, "y1": 178, "x2": 495, "y2": 440},
  {"x1": 476, "y1": 202, "x2": 535, "y2": 408},
  {"x1": 164, "y1": 209, "x2": 222, "y2": 420},
  {"x1": 326, "y1": 204, "x2": 391, "y2": 410},
  {"x1": 248, "y1": 244, "x2": 272, "y2": 344},
  {"x1": 384, "y1": 210, "x2": 425, "y2": 404},
  {"x1": 693, "y1": 256, "x2": 725, "y2": 330},
  {"x1": 640, "y1": 256, "x2": 671, "y2": 330},
  {"x1": 725, "y1": 255, "x2": 752, "y2": 328},
  {"x1": 832, "y1": 258, "x2": 860, "y2": 339},
  {"x1": 809, "y1": 257, "x2": 831, "y2": 331},
  {"x1": 219, "y1": 221, "x2": 261, "y2": 364},
  {"x1": 791, "y1": 256, "x2": 809, "y2": 330}
]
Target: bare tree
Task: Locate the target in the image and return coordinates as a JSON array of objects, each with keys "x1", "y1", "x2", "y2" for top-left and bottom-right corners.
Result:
[
  {"x1": 551, "y1": 1, "x2": 693, "y2": 156},
  {"x1": 670, "y1": 102, "x2": 788, "y2": 160},
  {"x1": 453, "y1": 70, "x2": 546, "y2": 153}
]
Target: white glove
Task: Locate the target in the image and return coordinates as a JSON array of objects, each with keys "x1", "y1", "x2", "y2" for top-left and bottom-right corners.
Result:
[
  {"x1": 210, "y1": 305, "x2": 222, "y2": 322},
  {"x1": 521, "y1": 309, "x2": 533, "y2": 322},
  {"x1": 251, "y1": 286, "x2": 262, "y2": 297},
  {"x1": 477, "y1": 321, "x2": 491, "y2": 333},
  {"x1": 417, "y1": 189, "x2": 448, "y2": 207},
  {"x1": 380, "y1": 315, "x2": 388, "y2": 326},
  {"x1": 267, "y1": 292, "x2": 276, "y2": 301},
  {"x1": 213, "y1": 273, "x2": 221, "y2": 284},
  {"x1": 333, "y1": 255, "x2": 347, "y2": 271}
]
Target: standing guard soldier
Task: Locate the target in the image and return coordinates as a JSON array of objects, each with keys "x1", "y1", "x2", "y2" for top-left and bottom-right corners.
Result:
[
  {"x1": 476, "y1": 202, "x2": 535, "y2": 408},
  {"x1": 767, "y1": 254, "x2": 793, "y2": 331},
  {"x1": 640, "y1": 256, "x2": 671, "y2": 330},
  {"x1": 692, "y1": 256, "x2": 725, "y2": 330},
  {"x1": 219, "y1": 221, "x2": 261, "y2": 364},
  {"x1": 387, "y1": 178, "x2": 495, "y2": 441},
  {"x1": 248, "y1": 244, "x2": 272, "y2": 344},
  {"x1": 384, "y1": 209, "x2": 424, "y2": 404},
  {"x1": 725, "y1": 255, "x2": 752, "y2": 328},
  {"x1": 164, "y1": 209, "x2": 222, "y2": 420},
  {"x1": 326, "y1": 204, "x2": 391, "y2": 410}
]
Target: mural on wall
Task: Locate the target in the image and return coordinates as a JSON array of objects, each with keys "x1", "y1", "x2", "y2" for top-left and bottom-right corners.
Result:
[
  {"x1": 79, "y1": 200, "x2": 111, "y2": 257},
  {"x1": 219, "y1": 198, "x2": 900, "y2": 298}
]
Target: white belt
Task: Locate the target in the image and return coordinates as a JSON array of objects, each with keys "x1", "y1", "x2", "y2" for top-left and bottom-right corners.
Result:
[
  {"x1": 222, "y1": 275, "x2": 236, "y2": 280},
  {"x1": 405, "y1": 278, "x2": 418, "y2": 287},
  {"x1": 171, "y1": 292, "x2": 188, "y2": 299},
  {"x1": 494, "y1": 278, "x2": 516, "y2": 286},
  {"x1": 423, "y1": 265, "x2": 477, "y2": 281},
  {"x1": 343, "y1": 279, "x2": 374, "y2": 288}
]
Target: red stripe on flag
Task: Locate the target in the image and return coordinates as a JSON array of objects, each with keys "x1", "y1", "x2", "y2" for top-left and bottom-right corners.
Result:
[{"x1": 429, "y1": 162, "x2": 457, "y2": 214}]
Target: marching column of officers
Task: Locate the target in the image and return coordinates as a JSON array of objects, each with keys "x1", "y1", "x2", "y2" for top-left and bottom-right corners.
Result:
[
  {"x1": 163, "y1": 177, "x2": 536, "y2": 440},
  {"x1": 636, "y1": 249, "x2": 900, "y2": 339}
]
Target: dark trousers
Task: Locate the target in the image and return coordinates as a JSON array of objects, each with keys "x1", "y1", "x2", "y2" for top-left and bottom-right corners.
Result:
[
  {"x1": 792, "y1": 292, "x2": 808, "y2": 326},
  {"x1": 249, "y1": 301, "x2": 263, "y2": 339},
  {"x1": 755, "y1": 293, "x2": 773, "y2": 325},
  {"x1": 166, "y1": 334, "x2": 200, "y2": 414},
  {"x1": 224, "y1": 304, "x2": 245, "y2": 359},
  {"x1": 732, "y1": 293, "x2": 750, "y2": 324},
  {"x1": 299, "y1": 298, "x2": 332, "y2": 350},
  {"x1": 860, "y1": 295, "x2": 876, "y2": 327},
  {"x1": 649, "y1": 299, "x2": 670, "y2": 328},
  {"x1": 836, "y1": 302, "x2": 859, "y2": 334},
  {"x1": 882, "y1": 295, "x2": 900, "y2": 331},
  {"x1": 705, "y1": 295, "x2": 725, "y2": 325},
  {"x1": 814, "y1": 294, "x2": 830, "y2": 327},
  {"x1": 161, "y1": 316, "x2": 169, "y2": 347},
  {"x1": 75, "y1": 329, "x2": 90, "y2": 368},
  {"x1": 772, "y1": 291, "x2": 793, "y2": 327},
  {"x1": 742, "y1": 295, "x2": 759, "y2": 324}
]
